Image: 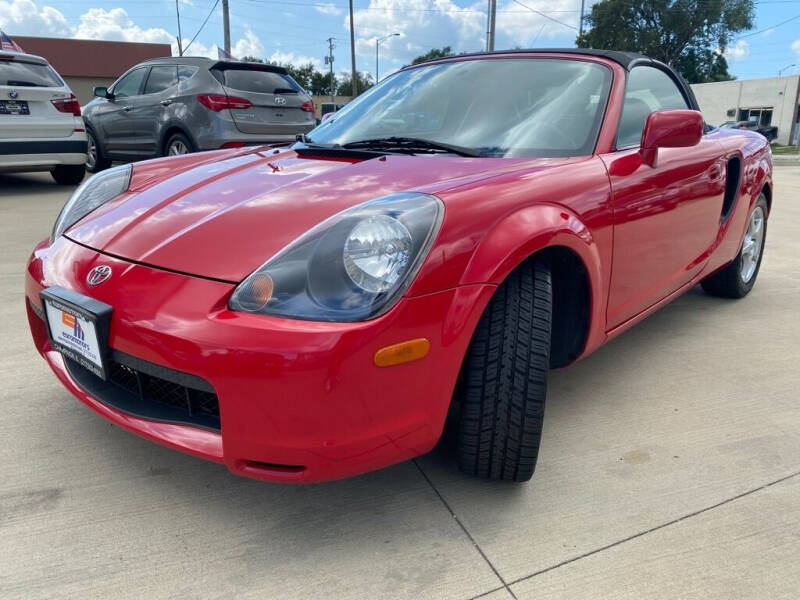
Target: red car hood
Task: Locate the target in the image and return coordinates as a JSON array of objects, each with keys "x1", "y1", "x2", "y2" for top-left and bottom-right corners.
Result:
[{"x1": 66, "y1": 148, "x2": 529, "y2": 282}]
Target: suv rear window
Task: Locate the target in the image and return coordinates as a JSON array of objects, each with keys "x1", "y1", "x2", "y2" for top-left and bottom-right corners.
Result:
[
  {"x1": 0, "y1": 60, "x2": 62, "y2": 87},
  {"x1": 212, "y1": 66, "x2": 303, "y2": 94}
]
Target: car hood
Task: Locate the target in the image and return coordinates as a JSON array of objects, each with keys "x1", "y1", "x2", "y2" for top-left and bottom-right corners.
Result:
[{"x1": 65, "y1": 148, "x2": 538, "y2": 282}]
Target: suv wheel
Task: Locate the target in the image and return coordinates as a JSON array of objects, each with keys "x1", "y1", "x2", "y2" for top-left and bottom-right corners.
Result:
[
  {"x1": 165, "y1": 132, "x2": 194, "y2": 156},
  {"x1": 51, "y1": 164, "x2": 86, "y2": 185},
  {"x1": 86, "y1": 128, "x2": 111, "y2": 172}
]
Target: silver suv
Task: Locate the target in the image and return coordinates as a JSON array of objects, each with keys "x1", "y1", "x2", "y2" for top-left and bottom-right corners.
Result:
[{"x1": 82, "y1": 57, "x2": 316, "y2": 171}]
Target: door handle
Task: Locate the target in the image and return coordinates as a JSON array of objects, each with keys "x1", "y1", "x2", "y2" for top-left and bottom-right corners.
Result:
[{"x1": 160, "y1": 100, "x2": 172, "y2": 106}]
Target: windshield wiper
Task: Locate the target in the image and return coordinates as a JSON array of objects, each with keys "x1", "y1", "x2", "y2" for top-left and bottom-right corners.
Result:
[{"x1": 341, "y1": 137, "x2": 481, "y2": 157}]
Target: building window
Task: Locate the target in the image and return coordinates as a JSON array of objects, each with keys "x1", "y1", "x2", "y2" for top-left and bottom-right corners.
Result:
[{"x1": 738, "y1": 107, "x2": 773, "y2": 125}]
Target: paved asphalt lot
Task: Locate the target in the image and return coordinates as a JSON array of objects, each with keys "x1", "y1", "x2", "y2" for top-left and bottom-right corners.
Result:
[{"x1": 1, "y1": 167, "x2": 798, "y2": 599}]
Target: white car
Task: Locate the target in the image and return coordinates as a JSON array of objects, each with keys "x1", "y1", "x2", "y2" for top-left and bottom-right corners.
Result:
[{"x1": 0, "y1": 50, "x2": 87, "y2": 184}]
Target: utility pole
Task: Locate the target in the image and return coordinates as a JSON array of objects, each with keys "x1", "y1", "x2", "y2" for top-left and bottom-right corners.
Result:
[
  {"x1": 326, "y1": 37, "x2": 336, "y2": 103},
  {"x1": 578, "y1": 0, "x2": 585, "y2": 38},
  {"x1": 222, "y1": 0, "x2": 231, "y2": 54},
  {"x1": 488, "y1": 0, "x2": 496, "y2": 52},
  {"x1": 349, "y1": 0, "x2": 357, "y2": 96},
  {"x1": 375, "y1": 33, "x2": 398, "y2": 82},
  {"x1": 175, "y1": 0, "x2": 183, "y2": 56}
]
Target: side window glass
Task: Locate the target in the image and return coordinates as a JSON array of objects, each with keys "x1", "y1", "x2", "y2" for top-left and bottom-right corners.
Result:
[
  {"x1": 617, "y1": 66, "x2": 689, "y2": 149},
  {"x1": 144, "y1": 66, "x2": 178, "y2": 95},
  {"x1": 178, "y1": 66, "x2": 199, "y2": 81},
  {"x1": 112, "y1": 68, "x2": 147, "y2": 98}
]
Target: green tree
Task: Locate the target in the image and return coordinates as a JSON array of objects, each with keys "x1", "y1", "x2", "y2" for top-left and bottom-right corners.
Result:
[
  {"x1": 410, "y1": 46, "x2": 453, "y2": 65},
  {"x1": 337, "y1": 71, "x2": 375, "y2": 96},
  {"x1": 240, "y1": 56, "x2": 264, "y2": 63},
  {"x1": 576, "y1": 0, "x2": 754, "y2": 83}
]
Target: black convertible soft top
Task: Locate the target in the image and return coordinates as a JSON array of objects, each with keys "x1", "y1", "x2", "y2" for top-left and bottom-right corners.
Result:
[{"x1": 408, "y1": 48, "x2": 700, "y2": 112}]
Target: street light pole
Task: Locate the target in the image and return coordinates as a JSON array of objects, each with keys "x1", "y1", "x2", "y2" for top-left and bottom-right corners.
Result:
[
  {"x1": 778, "y1": 64, "x2": 796, "y2": 76},
  {"x1": 349, "y1": 0, "x2": 357, "y2": 96},
  {"x1": 175, "y1": 0, "x2": 183, "y2": 56},
  {"x1": 376, "y1": 33, "x2": 399, "y2": 83},
  {"x1": 222, "y1": 0, "x2": 231, "y2": 54}
]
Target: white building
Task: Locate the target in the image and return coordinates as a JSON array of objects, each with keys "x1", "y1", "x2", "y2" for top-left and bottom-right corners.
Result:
[{"x1": 691, "y1": 75, "x2": 800, "y2": 146}]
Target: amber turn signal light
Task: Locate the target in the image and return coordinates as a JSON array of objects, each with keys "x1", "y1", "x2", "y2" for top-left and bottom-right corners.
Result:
[{"x1": 374, "y1": 338, "x2": 430, "y2": 367}]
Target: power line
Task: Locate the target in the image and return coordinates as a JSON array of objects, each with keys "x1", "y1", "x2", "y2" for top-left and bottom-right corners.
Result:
[
  {"x1": 182, "y1": 0, "x2": 221, "y2": 54},
  {"x1": 509, "y1": 0, "x2": 578, "y2": 31},
  {"x1": 732, "y1": 11, "x2": 800, "y2": 40}
]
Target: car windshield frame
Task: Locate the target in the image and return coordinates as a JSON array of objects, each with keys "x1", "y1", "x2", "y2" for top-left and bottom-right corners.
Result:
[{"x1": 306, "y1": 56, "x2": 613, "y2": 159}]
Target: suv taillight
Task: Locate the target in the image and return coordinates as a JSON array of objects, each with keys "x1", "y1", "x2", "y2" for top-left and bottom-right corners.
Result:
[
  {"x1": 51, "y1": 94, "x2": 81, "y2": 116},
  {"x1": 197, "y1": 94, "x2": 252, "y2": 111},
  {"x1": 301, "y1": 100, "x2": 315, "y2": 113}
]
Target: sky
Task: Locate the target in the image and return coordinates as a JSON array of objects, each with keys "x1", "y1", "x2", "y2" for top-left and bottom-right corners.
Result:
[{"x1": 1, "y1": 0, "x2": 799, "y2": 82}]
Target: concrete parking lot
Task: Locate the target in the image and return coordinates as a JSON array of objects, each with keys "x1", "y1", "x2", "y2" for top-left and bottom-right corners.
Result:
[{"x1": 1, "y1": 167, "x2": 798, "y2": 599}]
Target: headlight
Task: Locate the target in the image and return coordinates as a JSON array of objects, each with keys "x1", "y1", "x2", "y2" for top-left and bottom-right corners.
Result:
[
  {"x1": 51, "y1": 164, "x2": 132, "y2": 241},
  {"x1": 229, "y1": 193, "x2": 443, "y2": 321}
]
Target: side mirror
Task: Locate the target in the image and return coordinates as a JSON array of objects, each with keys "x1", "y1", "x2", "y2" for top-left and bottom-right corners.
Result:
[
  {"x1": 93, "y1": 86, "x2": 113, "y2": 100},
  {"x1": 640, "y1": 109, "x2": 703, "y2": 167}
]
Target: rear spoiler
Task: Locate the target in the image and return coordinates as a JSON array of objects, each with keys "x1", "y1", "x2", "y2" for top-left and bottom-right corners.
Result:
[{"x1": 211, "y1": 61, "x2": 288, "y2": 74}]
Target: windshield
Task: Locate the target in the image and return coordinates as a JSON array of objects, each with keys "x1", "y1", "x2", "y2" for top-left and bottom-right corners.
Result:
[
  {"x1": 308, "y1": 58, "x2": 611, "y2": 158},
  {"x1": 0, "y1": 60, "x2": 62, "y2": 87}
]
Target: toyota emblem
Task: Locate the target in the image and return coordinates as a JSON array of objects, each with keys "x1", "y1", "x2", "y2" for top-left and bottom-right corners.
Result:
[
  {"x1": 87, "y1": 265, "x2": 112, "y2": 286},
  {"x1": 9, "y1": 90, "x2": 18, "y2": 99},
  {"x1": 274, "y1": 97, "x2": 287, "y2": 105}
]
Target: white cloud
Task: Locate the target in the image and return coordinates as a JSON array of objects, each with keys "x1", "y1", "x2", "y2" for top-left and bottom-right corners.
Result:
[
  {"x1": 316, "y1": 3, "x2": 343, "y2": 16},
  {"x1": 724, "y1": 40, "x2": 750, "y2": 62},
  {"x1": 0, "y1": 0, "x2": 266, "y2": 64},
  {"x1": 73, "y1": 8, "x2": 174, "y2": 44},
  {"x1": 267, "y1": 50, "x2": 323, "y2": 71},
  {"x1": 0, "y1": 0, "x2": 71, "y2": 37},
  {"x1": 792, "y1": 39, "x2": 800, "y2": 61}
]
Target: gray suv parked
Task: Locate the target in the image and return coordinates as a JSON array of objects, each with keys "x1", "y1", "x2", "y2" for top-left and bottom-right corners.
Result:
[{"x1": 83, "y1": 57, "x2": 316, "y2": 171}]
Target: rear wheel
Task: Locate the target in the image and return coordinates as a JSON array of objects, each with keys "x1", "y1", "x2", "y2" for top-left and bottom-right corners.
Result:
[
  {"x1": 51, "y1": 164, "x2": 86, "y2": 185},
  {"x1": 701, "y1": 195, "x2": 768, "y2": 298},
  {"x1": 456, "y1": 257, "x2": 552, "y2": 482},
  {"x1": 164, "y1": 132, "x2": 194, "y2": 157}
]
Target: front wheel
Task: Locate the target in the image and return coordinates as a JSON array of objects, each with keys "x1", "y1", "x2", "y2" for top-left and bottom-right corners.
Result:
[
  {"x1": 456, "y1": 257, "x2": 552, "y2": 482},
  {"x1": 701, "y1": 194, "x2": 768, "y2": 298},
  {"x1": 51, "y1": 164, "x2": 86, "y2": 185}
]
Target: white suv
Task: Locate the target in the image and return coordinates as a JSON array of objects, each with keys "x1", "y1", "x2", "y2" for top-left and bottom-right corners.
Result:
[{"x1": 0, "y1": 50, "x2": 87, "y2": 184}]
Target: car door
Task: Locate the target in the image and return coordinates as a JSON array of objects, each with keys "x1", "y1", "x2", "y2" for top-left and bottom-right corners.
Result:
[
  {"x1": 97, "y1": 67, "x2": 148, "y2": 155},
  {"x1": 136, "y1": 65, "x2": 179, "y2": 156},
  {"x1": 600, "y1": 65, "x2": 726, "y2": 329}
]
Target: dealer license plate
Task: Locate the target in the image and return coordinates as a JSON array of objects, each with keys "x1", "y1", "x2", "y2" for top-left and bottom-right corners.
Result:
[
  {"x1": 0, "y1": 100, "x2": 30, "y2": 115},
  {"x1": 40, "y1": 287, "x2": 112, "y2": 379}
]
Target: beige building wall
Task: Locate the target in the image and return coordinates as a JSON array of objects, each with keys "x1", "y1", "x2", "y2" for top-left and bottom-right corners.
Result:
[
  {"x1": 691, "y1": 75, "x2": 800, "y2": 146},
  {"x1": 64, "y1": 76, "x2": 117, "y2": 106}
]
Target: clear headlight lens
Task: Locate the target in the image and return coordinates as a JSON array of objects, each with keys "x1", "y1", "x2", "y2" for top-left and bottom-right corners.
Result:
[
  {"x1": 51, "y1": 164, "x2": 132, "y2": 242},
  {"x1": 229, "y1": 193, "x2": 443, "y2": 321}
]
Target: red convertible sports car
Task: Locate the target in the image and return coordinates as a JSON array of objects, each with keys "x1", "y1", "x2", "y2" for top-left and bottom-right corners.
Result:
[{"x1": 26, "y1": 50, "x2": 772, "y2": 483}]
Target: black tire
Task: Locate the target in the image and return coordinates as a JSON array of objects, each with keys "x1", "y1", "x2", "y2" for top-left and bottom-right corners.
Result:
[
  {"x1": 163, "y1": 132, "x2": 194, "y2": 157},
  {"x1": 51, "y1": 164, "x2": 86, "y2": 185},
  {"x1": 456, "y1": 257, "x2": 552, "y2": 482},
  {"x1": 701, "y1": 195, "x2": 768, "y2": 299},
  {"x1": 85, "y1": 127, "x2": 111, "y2": 173}
]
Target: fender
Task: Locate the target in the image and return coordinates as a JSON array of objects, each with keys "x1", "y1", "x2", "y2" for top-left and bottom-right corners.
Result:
[
  {"x1": 460, "y1": 203, "x2": 609, "y2": 358},
  {"x1": 158, "y1": 120, "x2": 199, "y2": 155}
]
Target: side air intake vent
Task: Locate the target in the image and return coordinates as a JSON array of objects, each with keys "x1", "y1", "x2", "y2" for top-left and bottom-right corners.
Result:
[{"x1": 721, "y1": 156, "x2": 742, "y2": 222}]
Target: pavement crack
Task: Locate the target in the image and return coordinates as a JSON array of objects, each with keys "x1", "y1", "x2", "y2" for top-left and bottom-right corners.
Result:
[
  {"x1": 507, "y1": 468, "x2": 800, "y2": 587},
  {"x1": 413, "y1": 460, "x2": 517, "y2": 600}
]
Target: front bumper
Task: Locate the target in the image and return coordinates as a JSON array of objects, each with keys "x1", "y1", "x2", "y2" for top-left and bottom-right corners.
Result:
[{"x1": 26, "y1": 237, "x2": 492, "y2": 482}]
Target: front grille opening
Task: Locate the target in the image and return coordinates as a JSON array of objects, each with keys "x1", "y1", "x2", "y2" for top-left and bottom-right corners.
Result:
[{"x1": 65, "y1": 352, "x2": 221, "y2": 431}]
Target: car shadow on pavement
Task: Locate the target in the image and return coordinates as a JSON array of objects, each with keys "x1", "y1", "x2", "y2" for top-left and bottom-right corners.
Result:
[{"x1": 0, "y1": 172, "x2": 84, "y2": 196}]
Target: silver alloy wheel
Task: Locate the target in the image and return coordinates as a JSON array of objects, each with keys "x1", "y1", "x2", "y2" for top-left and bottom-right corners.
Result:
[
  {"x1": 86, "y1": 131, "x2": 97, "y2": 170},
  {"x1": 740, "y1": 205, "x2": 765, "y2": 283},
  {"x1": 167, "y1": 139, "x2": 189, "y2": 156}
]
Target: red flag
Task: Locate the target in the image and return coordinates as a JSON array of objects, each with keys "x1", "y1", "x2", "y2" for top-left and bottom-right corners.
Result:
[{"x1": 0, "y1": 29, "x2": 24, "y2": 52}]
